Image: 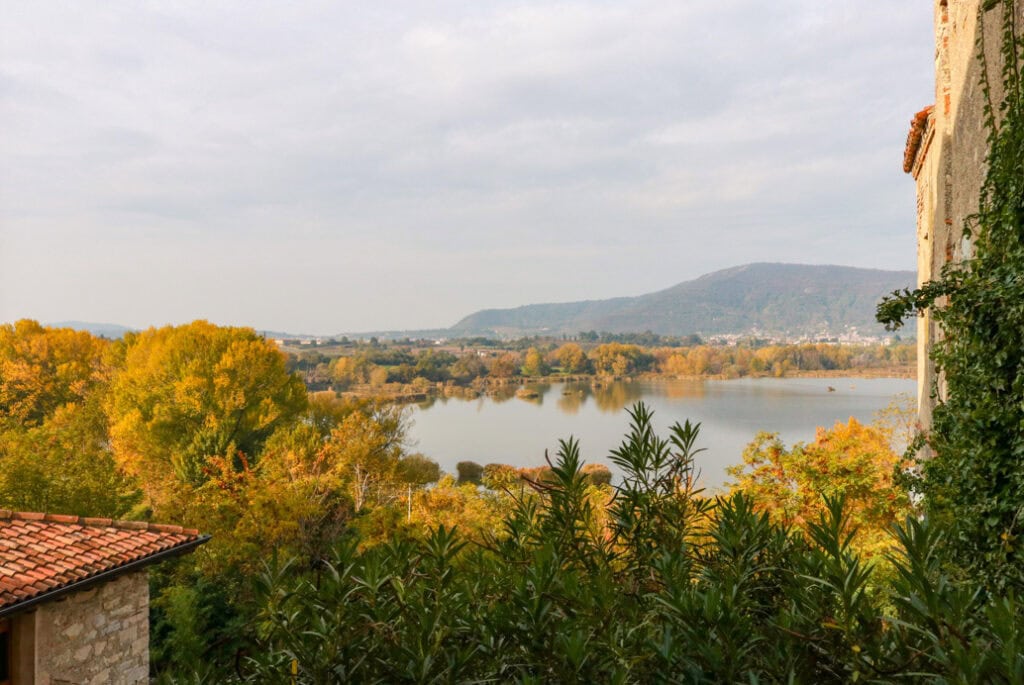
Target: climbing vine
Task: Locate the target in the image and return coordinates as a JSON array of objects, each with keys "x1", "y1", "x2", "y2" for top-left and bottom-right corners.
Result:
[{"x1": 877, "y1": 0, "x2": 1024, "y2": 591}]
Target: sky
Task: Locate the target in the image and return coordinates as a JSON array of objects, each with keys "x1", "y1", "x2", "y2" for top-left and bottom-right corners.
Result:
[{"x1": 0, "y1": 1, "x2": 934, "y2": 334}]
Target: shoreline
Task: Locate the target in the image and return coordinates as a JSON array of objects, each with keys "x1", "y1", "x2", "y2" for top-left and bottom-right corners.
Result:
[{"x1": 338, "y1": 365, "x2": 916, "y2": 403}]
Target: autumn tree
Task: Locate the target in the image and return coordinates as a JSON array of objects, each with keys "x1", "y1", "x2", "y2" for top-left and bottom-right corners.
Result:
[
  {"x1": 728, "y1": 417, "x2": 910, "y2": 555},
  {"x1": 0, "y1": 400, "x2": 139, "y2": 517},
  {"x1": 406, "y1": 474, "x2": 510, "y2": 540},
  {"x1": 0, "y1": 321, "x2": 137, "y2": 517},
  {"x1": 450, "y1": 352, "x2": 487, "y2": 382},
  {"x1": 555, "y1": 343, "x2": 590, "y2": 374},
  {"x1": 588, "y1": 343, "x2": 653, "y2": 376},
  {"x1": 521, "y1": 347, "x2": 549, "y2": 377},
  {"x1": 581, "y1": 462, "x2": 612, "y2": 487},
  {"x1": 0, "y1": 320, "x2": 112, "y2": 428},
  {"x1": 396, "y1": 453, "x2": 442, "y2": 486},
  {"x1": 331, "y1": 355, "x2": 375, "y2": 389},
  {"x1": 660, "y1": 352, "x2": 691, "y2": 377},
  {"x1": 482, "y1": 463, "x2": 519, "y2": 489},
  {"x1": 318, "y1": 403, "x2": 411, "y2": 511},
  {"x1": 106, "y1": 321, "x2": 308, "y2": 497},
  {"x1": 487, "y1": 352, "x2": 521, "y2": 379},
  {"x1": 166, "y1": 396, "x2": 422, "y2": 574}
]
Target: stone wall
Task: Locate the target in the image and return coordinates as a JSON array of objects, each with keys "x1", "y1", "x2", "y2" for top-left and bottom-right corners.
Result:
[
  {"x1": 912, "y1": 0, "x2": 1023, "y2": 427},
  {"x1": 30, "y1": 571, "x2": 150, "y2": 684}
]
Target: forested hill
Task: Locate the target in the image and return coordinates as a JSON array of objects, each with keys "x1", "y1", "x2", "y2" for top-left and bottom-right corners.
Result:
[{"x1": 449, "y1": 263, "x2": 915, "y2": 338}]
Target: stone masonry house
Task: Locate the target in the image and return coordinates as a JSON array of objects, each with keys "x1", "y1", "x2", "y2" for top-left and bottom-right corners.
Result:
[
  {"x1": 0, "y1": 511, "x2": 208, "y2": 684},
  {"x1": 904, "y1": 0, "x2": 1023, "y2": 429}
]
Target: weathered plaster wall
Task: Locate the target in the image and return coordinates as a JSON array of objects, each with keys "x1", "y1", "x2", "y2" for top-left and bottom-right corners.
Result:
[
  {"x1": 911, "y1": 112, "x2": 940, "y2": 429},
  {"x1": 31, "y1": 571, "x2": 150, "y2": 684},
  {"x1": 914, "y1": 0, "x2": 1023, "y2": 427}
]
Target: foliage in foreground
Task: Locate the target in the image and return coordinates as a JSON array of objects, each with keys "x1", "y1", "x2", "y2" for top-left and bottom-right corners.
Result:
[
  {"x1": 178, "y1": 405, "x2": 1021, "y2": 684},
  {"x1": 729, "y1": 417, "x2": 911, "y2": 558}
]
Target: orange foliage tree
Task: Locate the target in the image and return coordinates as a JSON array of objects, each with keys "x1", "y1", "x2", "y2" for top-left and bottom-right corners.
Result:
[{"x1": 727, "y1": 417, "x2": 911, "y2": 556}]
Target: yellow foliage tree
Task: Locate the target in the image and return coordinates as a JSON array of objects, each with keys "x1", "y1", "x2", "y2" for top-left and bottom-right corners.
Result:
[
  {"x1": 0, "y1": 320, "x2": 112, "y2": 427},
  {"x1": 588, "y1": 343, "x2": 652, "y2": 376},
  {"x1": 320, "y1": 404, "x2": 408, "y2": 511},
  {"x1": 555, "y1": 343, "x2": 590, "y2": 374},
  {"x1": 331, "y1": 355, "x2": 375, "y2": 389},
  {"x1": 0, "y1": 401, "x2": 140, "y2": 517},
  {"x1": 660, "y1": 352, "x2": 691, "y2": 377},
  {"x1": 522, "y1": 347, "x2": 549, "y2": 377},
  {"x1": 107, "y1": 321, "x2": 307, "y2": 499},
  {"x1": 407, "y1": 474, "x2": 510, "y2": 541},
  {"x1": 0, "y1": 321, "x2": 137, "y2": 516},
  {"x1": 166, "y1": 398, "x2": 427, "y2": 573}
]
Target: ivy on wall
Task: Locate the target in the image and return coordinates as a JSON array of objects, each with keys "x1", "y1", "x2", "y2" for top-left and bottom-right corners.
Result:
[{"x1": 877, "y1": 0, "x2": 1024, "y2": 590}]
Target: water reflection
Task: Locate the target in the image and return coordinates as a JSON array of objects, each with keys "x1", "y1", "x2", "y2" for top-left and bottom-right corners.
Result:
[
  {"x1": 591, "y1": 381, "x2": 646, "y2": 412},
  {"x1": 525, "y1": 379, "x2": 711, "y2": 413},
  {"x1": 556, "y1": 387, "x2": 587, "y2": 414},
  {"x1": 514, "y1": 383, "x2": 550, "y2": 405},
  {"x1": 408, "y1": 377, "x2": 917, "y2": 492},
  {"x1": 489, "y1": 385, "x2": 518, "y2": 403},
  {"x1": 661, "y1": 379, "x2": 707, "y2": 400}
]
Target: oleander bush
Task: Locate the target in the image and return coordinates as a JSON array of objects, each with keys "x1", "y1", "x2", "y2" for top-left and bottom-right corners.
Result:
[{"x1": 176, "y1": 404, "x2": 1022, "y2": 684}]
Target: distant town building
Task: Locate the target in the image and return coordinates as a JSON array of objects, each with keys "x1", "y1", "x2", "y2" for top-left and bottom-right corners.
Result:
[
  {"x1": 904, "y1": 0, "x2": 1023, "y2": 429},
  {"x1": 0, "y1": 511, "x2": 208, "y2": 683}
]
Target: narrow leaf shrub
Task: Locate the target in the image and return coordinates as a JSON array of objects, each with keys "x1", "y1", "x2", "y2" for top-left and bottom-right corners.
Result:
[{"x1": 222, "y1": 404, "x2": 1022, "y2": 683}]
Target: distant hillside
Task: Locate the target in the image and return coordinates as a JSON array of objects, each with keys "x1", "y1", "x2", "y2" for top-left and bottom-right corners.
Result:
[
  {"x1": 449, "y1": 263, "x2": 915, "y2": 338},
  {"x1": 47, "y1": 321, "x2": 136, "y2": 339}
]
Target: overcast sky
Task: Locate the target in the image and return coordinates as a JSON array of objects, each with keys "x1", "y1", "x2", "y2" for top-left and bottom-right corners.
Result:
[{"x1": 1, "y1": 1, "x2": 933, "y2": 334}]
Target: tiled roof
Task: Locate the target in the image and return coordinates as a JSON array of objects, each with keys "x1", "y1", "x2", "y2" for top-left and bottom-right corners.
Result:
[
  {"x1": 0, "y1": 510, "x2": 208, "y2": 616},
  {"x1": 903, "y1": 105, "x2": 935, "y2": 174}
]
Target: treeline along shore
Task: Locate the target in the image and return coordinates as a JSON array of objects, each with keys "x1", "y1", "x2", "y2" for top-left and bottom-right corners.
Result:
[{"x1": 284, "y1": 336, "x2": 915, "y2": 402}]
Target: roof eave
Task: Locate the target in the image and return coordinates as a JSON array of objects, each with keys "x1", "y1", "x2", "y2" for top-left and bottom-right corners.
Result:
[
  {"x1": 904, "y1": 105, "x2": 935, "y2": 175},
  {"x1": 0, "y1": 534, "x2": 211, "y2": 620}
]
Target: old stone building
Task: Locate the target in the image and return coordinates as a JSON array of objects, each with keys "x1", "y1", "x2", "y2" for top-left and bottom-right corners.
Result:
[
  {"x1": 904, "y1": 0, "x2": 1024, "y2": 428},
  {"x1": 0, "y1": 511, "x2": 208, "y2": 684}
]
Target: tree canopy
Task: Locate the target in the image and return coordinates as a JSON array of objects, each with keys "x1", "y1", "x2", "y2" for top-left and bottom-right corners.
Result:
[{"x1": 107, "y1": 321, "x2": 308, "y2": 492}]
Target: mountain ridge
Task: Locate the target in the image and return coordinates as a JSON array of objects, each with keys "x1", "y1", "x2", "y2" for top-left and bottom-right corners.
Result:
[
  {"x1": 449, "y1": 263, "x2": 914, "y2": 338},
  {"x1": 33, "y1": 263, "x2": 915, "y2": 341}
]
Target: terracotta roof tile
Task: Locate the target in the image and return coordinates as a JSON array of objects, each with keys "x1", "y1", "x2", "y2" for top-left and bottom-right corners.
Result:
[
  {"x1": 903, "y1": 105, "x2": 935, "y2": 174},
  {"x1": 0, "y1": 511, "x2": 208, "y2": 615}
]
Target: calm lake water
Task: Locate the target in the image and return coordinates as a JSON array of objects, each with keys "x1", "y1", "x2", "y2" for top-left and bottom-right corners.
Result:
[{"x1": 407, "y1": 377, "x2": 916, "y2": 492}]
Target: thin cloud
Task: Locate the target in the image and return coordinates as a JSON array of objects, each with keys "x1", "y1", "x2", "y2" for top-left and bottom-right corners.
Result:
[{"x1": 0, "y1": 1, "x2": 932, "y2": 332}]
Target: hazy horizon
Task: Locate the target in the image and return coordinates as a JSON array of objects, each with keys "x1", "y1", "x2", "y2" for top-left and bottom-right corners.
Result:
[
  {"x1": 36, "y1": 261, "x2": 915, "y2": 337},
  {"x1": 2, "y1": 2, "x2": 932, "y2": 332}
]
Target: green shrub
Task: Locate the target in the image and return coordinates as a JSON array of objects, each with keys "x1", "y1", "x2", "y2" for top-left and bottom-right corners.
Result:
[
  {"x1": 455, "y1": 460, "x2": 484, "y2": 484},
  {"x1": 230, "y1": 404, "x2": 1022, "y2": 683}
]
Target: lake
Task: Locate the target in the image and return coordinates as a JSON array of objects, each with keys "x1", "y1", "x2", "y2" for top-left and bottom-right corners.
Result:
[{"x1": 407, "y1": 377, "x2": 916, "y2": 492}]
